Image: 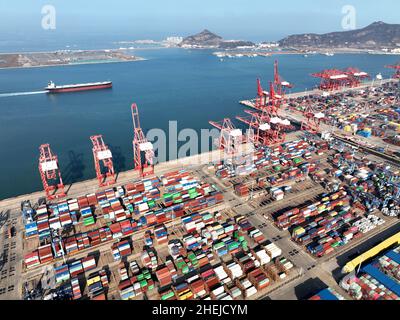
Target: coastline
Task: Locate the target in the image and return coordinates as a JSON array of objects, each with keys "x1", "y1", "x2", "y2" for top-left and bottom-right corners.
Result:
[
  {"x1": 0, "y1": 56, "x2": 148, "y2": 71},
  {"x1": 0, "y1": 48, "x2": 147, "y2": 70}
]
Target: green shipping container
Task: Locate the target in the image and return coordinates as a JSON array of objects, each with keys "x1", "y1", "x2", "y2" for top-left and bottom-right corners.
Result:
[
  {"x1": 140, "y1": 280, "x2": 147, "y2": 288},
  {"x1": 293, "y1": 158, "x2": 302, "y2": 164},
  {"x1": 83, "y1": 217, "x2": 95, "y2": 226},
  {"x1": 228, "y1": 242, "x2": 239, "y2": 250},
  {"x1": 213, "y1": 242, "x2": 225, "y2": 250},
  {"x1": 161, "y1": 291, "x2": 175, "y2": 300}
]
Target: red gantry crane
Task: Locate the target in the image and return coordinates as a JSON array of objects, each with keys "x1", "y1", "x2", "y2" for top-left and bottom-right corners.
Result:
[
  {"x1": 209, "y1": 118, "x2": 243, "y2": 155},
  {"x1": 345, "y1": 67, "x2": 370, "y2": 87},
  {"x1": 312, "y1": 69, "x2": 350, "y2": 91},
  {"x1": 301, "y1": 104, "x2": 325, "y2": 134},
  {"x1": 386, "y1": 63, "x2": 400, "y2": 79},
  {"x1": 267, "y1": 81, "x2": 280, "y2": 116},
  {"x1": 236, "y1": 110, "x2": 271, "y2": 147},
  {"x1": 38, "y1": 144, "x2": 66, "y2": 200},
  {"x1": 131, "y1": 103, "x2": 155, "y2": 177},
  {"x1": 255, "y1": 78, "x2": 268, "y2": 110},
  {"x1": 90, "y1": 134, "x2": 116, "y2": 187},
  {"x1": 237, "y1": 81, "x2": 292, "y2": 146},
  {"x1": 273, "y1": 60, "x2": 293, "y2": 102}
]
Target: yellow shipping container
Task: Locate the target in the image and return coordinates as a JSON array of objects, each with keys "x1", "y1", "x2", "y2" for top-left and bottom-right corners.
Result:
[
  {"x1": 87, "y1": 276, "x2": 101, "y2": 287},
  {"x1": 293, "y1": 227, "x2": 305, "y2": 236},
  {"x1": 389, "y1": 122, "x2": 400, "y2": 131},
  {"x1": 343, "y1": 125, "x2": 352, "y2": 132}
]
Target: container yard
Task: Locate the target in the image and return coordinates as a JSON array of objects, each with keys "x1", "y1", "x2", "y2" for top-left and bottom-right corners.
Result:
[
  {"x1": 0, "y1": 60, "x2": 399, "y2": 301},
  {"x1": 16, "y1": 174, "x2": 301, "y2": 300}
]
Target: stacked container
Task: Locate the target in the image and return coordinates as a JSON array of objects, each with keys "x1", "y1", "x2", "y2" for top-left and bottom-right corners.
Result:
[
  {"x1": 24, "y1": 251, "x2": 40, "y2": 269},
  {"x1": 55, "y1": 264, "x2": 70, "y2": 283},
  {"x1": 265, "y1": 243, "x2": 282, "y2": 259},
  {"x1": 141, "y1": 250, "x2": 158, "y2": 270},
  {"x1": 248, "y1": 268, "x2": 270, "y2": 290},
  {"x1": 82, "y1": 256, "x2": 96, "y2": 272},
  {"x1": 71, "y1": 277, "x2": 82, "y2": 300},
  {"x1": 38, "y1": 244, "x2": 53, "y2": 264},
  {"x1": 154, "y1": 225, "x2": 168, "y2": 245},
  {"x1": 69, "y1": 260, "x2": 84, "y2": 277}
]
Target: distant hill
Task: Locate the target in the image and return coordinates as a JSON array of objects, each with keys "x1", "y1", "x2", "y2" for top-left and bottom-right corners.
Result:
[
  {"x1": 278, "y1": 21, "x2": 400, "y2": 49},
  {"x1": 180, "y1": 29, "x2": 255, "y2": 49}
]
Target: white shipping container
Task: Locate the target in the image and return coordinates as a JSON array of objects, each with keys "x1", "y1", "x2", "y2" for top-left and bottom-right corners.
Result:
[
  {"x1": 246, "y1": 286, "x2": 257, "y2": 297},
  {"x1": 212, "y1": 286, "x2": 225, "y2": 296}
]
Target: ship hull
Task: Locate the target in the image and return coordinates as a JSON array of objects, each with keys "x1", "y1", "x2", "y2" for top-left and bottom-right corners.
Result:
[{"x1": 46, "y1": 82, "x2": 112, "y2": 93}]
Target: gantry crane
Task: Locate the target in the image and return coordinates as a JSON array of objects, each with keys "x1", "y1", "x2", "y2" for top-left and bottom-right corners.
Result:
[
  {"x1": 90, "y1": 134, "x2": 116, "y2": 187},
  {"x1": 236, "y1": 110, "x2": 271, "y2": 147},
  {"x1": 237, "y1": 103, "x2": 290, "y2": 146},
  {"x1": 312, "y1": 69, "x2": 350, "y2": 91},
  {"x1": 38, "y1": 144, "x2": 66, "y2": 200},
  {"x1": 255, "y1": 78, "x2": 268, "y2": 110},
  {"x1": 273, "y1": 60, "x2": 293, "y2": 102},
  {"x1": 386, "y1": 63, "x2": 400, "y2": 79},
  {"x1": 209, "y1": 118, "x2": 243, "y2": 155},
  {"x1": 267, "y1": 81, "x2": 285, "y2": 116},
  {"x1": 344, "y1": 67, "x2": 370, "y2": 87},
  {"x1": 131, "y1": 103, "x2": 155, "y2": 177},
  {"x1": 301, "y1": 104, "x2": 324, "y2": 134}
]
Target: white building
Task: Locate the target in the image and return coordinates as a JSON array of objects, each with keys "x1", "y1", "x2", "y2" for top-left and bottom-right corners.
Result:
[{"x1": 164, "y1": 37, "x2": 183, "y2": 46}]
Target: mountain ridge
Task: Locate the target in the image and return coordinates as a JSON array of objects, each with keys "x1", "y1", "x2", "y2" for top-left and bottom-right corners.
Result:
[{"x1": 278, "y1": 21, "x2": 400, "y2": 49}]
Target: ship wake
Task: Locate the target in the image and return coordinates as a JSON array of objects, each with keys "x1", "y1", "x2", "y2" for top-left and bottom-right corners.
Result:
[{"x1": 0, "y1": 90, "x2": 47, "y2": 98}]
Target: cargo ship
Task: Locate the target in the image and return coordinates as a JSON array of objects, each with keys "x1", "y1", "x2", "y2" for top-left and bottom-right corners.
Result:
[{"x1": 45, "y1": 80, "x2": 112, "y2": 93}]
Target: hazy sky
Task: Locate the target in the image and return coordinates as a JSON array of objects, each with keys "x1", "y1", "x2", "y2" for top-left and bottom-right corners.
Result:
[{"x1": 1, "y1": 0, "x2": 399, "y2": 42}]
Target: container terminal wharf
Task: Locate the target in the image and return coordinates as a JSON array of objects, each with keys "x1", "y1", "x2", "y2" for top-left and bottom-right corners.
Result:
[
  {"x1": 1, "y1": 82, "x2": 400, "y2": 300},
  {"x1": 240, "y1": 78, "x2": 400, "y2": 160},
  {"x1": 1, "y1": 132, "x2": 400, "y2": 301}
]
